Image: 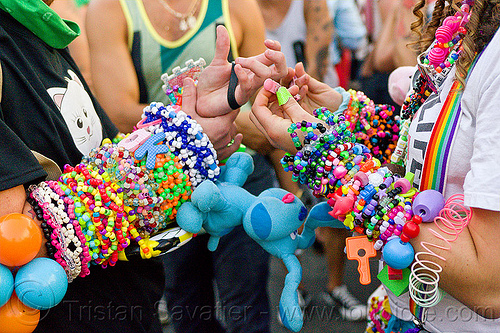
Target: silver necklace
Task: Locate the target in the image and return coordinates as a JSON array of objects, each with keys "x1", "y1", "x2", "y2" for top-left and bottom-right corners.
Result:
[{"x1": 158, "y1": 0, "x2": 201, "y2": 31}]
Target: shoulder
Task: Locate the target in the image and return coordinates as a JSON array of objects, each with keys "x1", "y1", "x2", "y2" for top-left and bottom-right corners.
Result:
[
  {"x1": 86, "y1": 0, "x2": 127, "y2": 42},
  {"x1": 227, "y1": 0, "x2": 266, "y2": 55},
  {"x1": 87, "y1": 0, "x2": 126, "y2": 26},
  {"x1": 467, "y1": 28, "x2": 500, "y2": 94},
  {"x1": 228, "y1": 0, "x2": 262, "y2": 24}
]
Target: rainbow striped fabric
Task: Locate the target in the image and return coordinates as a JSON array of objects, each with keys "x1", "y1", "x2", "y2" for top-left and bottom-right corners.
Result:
[{"x1": 420, "y1": 55, "x2": 481, "y2": 192}]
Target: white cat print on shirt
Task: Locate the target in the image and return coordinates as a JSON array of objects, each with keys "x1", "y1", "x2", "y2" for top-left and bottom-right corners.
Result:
[{"x1": 47, "y1": 70, "x2": 103, "y2": 156}]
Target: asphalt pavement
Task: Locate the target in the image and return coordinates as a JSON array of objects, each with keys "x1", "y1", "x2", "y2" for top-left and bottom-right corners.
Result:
[{"x1": 163, "y1": 245, "x2": 380, "y2": 333}]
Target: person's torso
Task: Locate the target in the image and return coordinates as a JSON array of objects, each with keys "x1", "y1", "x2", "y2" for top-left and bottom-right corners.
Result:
[
  {"x1": 120, "y1": 0, "x2": 237, "y2": 104},
  {"x1": 398, "y1": 27, "x2": 500, "y2": 332},
  {"x1": 265, "y1": 0, "x2": 307, "y2": 68},
  {"x1": 0, "y1": 9, "x2": 117, "y2": 168}
]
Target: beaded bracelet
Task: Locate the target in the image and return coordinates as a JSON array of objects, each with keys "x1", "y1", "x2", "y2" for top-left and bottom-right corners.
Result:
[
  {"x1": 344, "y1": 90, "x2": 400, "y2": 164},
  {"x1": 141, "y1": 102, "x2": 219, "y2": 187},
  {"x1": 24, "y1": 100, "x2": 221, "y2": 281},
  {"x1": 26, "y1": 195, "x2": 58, "y2": 259},
  {"x1": 28, "y1": 183, "x2": 80, "y2": 281},
  {"x1": 280, "y1": 95, "x2": 417, "y2": 252},
  {"x1": 47, "y1": 180, "x2": 91, "y2": 277}
]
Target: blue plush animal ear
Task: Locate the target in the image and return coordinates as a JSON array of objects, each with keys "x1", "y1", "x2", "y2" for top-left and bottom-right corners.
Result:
[
  {"x1": 176, "y1": 202, "x2": 204, "y2": 234},
  {"x1": 306, "y1": 202, "x2": 345, "y2": 229},
  {"x1": 220, "y1": 152, "x2": 254, "y2": 186},
  {"x1": 191, "y1": 180, "x2": 225, "y2": 212}
]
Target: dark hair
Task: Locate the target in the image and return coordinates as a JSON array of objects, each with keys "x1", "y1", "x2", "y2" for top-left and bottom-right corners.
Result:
[{"x1": 410, "y1": 0, "x2": 500, "y2": 87}]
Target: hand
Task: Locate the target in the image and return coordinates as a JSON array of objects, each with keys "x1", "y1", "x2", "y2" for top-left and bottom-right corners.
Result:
[
  {"x1": 234, "y1": 39, "x2": 288, "y2": 89},
  {"x1": 183, "y1": 78, "x2": 243, "y2": 161},
  {"x1": 234, "y1": 112, "x2": 274, "y2": 155},
  {"x1": 250, "y1": 85, "x2": 319, "y2": 154},
  {"x1": 286, "y1": 63, "x2": 343, "y2": 114},
  {"x1": 196, "y1": 26, "x2": 287, "y2": 117}
]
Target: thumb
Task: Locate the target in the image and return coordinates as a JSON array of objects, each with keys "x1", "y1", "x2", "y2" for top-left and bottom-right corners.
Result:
[
  {"x1": 212, "y1": 25, "x2": 231, "y2": 66},
  {"x1": 276, "y1": 86, "x2": 310, "y2": 122},
  {"x1": 181, "y1": 78, "x2": 197, "y2": 118}
]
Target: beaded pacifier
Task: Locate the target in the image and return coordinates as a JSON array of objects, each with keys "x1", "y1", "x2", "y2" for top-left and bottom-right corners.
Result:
[{"x1": 160, "y1": 58, "x2": 206, "y2": 105}]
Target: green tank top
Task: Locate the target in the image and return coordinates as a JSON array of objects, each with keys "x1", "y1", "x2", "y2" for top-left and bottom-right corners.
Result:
[{"x1": 120, "y1": 0, "x2": 238, "y2": 104}]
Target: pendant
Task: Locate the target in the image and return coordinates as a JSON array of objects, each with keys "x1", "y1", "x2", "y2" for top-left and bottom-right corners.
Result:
[
  {"x1": 179, "y1": 16, "x2": 196, "y2": 31},
  {"x1": 186, "y1": 15, "x2": 196, "y2": 29},
  {"x1": 179, "y1": 19, "x2": 188, "y2": 31}
]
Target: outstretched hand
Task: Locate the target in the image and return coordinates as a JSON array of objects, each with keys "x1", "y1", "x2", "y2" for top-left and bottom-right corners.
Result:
[
  {"x1": 250, "y1": 83, "x2": 319, "y2": 154},
  {"x1": 182, "y1": 78, "x2": 242, "y2": 161},
  {"x1": 196, "y1": 25, "x2": 287, "y2": 117}
]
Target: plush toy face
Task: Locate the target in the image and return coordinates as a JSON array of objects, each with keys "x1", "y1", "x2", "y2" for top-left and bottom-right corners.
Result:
[{"x1": 243, "y1": 188, "x2": 307, "y2": 242}]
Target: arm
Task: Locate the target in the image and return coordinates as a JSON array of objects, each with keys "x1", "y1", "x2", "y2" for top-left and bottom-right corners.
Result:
[
  {"x1": 227, "y1": 0, "x2": 272, "y2": 153},
  {"x1": 0, "y1": 185, "x2": 26, "y2": 216},
  {"x1": 372, "y1": 0, "x2": 417, "y2": 72},
  {"x1": 0, "y1": 185, "x2": 46, "y2": 257},
  {"x1": 303, "y1": 0, "x2": 333, "y2": 81},
  {"x1": 52, "y1": 1, "x2": 93, "y2": 91},
  {"x1": 86, "y1": 0, "x2": 145, "y2": 133},
  {"x1": 410, "y1": 69, "x2": 500, "y2": 318},
  {"x1": 411, "y1": 208, "x2": 500, "y2": 318}
]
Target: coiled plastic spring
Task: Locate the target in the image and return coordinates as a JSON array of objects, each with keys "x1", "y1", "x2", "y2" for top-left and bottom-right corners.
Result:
[{"x1": 409, "y1": 194, "x2": 472, "y2": 307}]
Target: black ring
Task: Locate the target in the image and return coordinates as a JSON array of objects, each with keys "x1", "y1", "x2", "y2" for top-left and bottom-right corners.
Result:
[{"x1": 227, "y1": 62, "x2": 242, "y2": 110}]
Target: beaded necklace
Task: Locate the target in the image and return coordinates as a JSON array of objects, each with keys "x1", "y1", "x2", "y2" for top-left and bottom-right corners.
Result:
[{"x1": 392, "y1": 0, "x2": 474, "y2": 166}]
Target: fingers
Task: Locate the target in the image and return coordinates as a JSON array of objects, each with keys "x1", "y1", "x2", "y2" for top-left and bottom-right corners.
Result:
[
  {"x1": 294, "y1": 62, "x2": 306, "y2": 77},
  {"x1": 276, "y1": 87, "x2": 315, "y2": 123},
  {"x1": 233, "y1": 63, "x2": 251, "y2": 105},
  {"x1": 288, "y1": 85, "x2": 300, "y2": 97},
  {"x1": 235, "y1": 56, "x2": 272, "y2": 80},
  {"x1": 293, "y1": 72, "x2": 310, "y2": 88},
  {"x1": 217, "y1": 133, "x2": 243, "y2": 161},
  {"x1": 248, "y1": 110, "x2": 269, "y2": 142},
  {"x1": 212, "y1": 25, "x2": 231, "y2": 66},
  {"x1": 181, "y1": 78, "x2": 197, "y2": 116},
  {"x1": 251, "y1": 88, "x2": 281, "y2": 135},
  {"x1": 264, "y1": 39, "x2": 282, "y2": 51},
  {"x1": 280, "y1": 67, "x2": 296, "y2": 87},
  {"x1": 264, "y1": 49, "x2": 288, "y2": 81}
]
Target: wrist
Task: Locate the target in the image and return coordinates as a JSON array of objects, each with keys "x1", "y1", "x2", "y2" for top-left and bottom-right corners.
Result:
[{"x1": 333, "y1": 87, "x2": 351, "y2": 114}]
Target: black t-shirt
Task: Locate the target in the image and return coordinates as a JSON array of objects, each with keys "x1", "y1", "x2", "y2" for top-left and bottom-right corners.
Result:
[
  {"x1": 0, "y1": 8, "x2": 118, "y2": 190},
  {"x1": 0, "y1": 9, "x2": 164, "y2": 332}
]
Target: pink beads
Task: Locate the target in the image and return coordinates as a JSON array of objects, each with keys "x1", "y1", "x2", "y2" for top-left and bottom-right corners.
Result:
[
  {"x1": 428, "y1": 47, "x2": 448, "y2": 67},
  {"x1": 442, "y1": 16, "x2": 460, "y2": 33},
  {"x1": 333, "y1": 165, "x2": 348, "y2": 179},
  {"x1": 435, "y1": 25, "x2": 454, "y2": 44}
]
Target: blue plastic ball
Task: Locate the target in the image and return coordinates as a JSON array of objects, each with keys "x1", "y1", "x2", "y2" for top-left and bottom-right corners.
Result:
[
  {"x1": 0, "y1": 263, "x2": 14, "y2": 307},
  {"x1": 382, "y1": 238, "x2": 415, "y2": 269},
  {"x1": 14, "y1": 258, "x2": 68, "y2": 310}
]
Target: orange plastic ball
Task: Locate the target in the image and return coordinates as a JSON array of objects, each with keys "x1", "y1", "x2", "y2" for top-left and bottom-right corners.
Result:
[
  {"x1": 0, "y1": 214, "x2": 42, "y2": 267},
  {"x1": 0, "y1": 292, "x2": 40, "y2": 333}
]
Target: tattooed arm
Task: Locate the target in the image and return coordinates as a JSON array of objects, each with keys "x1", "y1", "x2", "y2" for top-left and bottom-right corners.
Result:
[{"x1": 303, "y1": 0, "x2": 333, "y2": 82}]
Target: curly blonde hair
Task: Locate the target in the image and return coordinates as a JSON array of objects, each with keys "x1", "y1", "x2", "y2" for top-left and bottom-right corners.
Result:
[{"x1": 410, "y1": 0, "x2": 500, "y2": 87}]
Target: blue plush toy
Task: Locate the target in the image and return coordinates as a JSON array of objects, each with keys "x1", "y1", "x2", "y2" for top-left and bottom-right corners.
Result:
[{"x1": 177, "y1": 152, "x2": 344, "y2": 332}]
